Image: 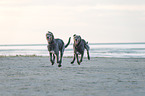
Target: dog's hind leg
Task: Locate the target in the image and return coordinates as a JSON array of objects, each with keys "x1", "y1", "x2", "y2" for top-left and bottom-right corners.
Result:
[
  {"x1": 87, "y1": 50, "x2": 90, "y2": 60},
  {"x1": 85, "y1": 44, "x2": 90, "y2": 60},
  {"x1": 71, "y1": 54, "x2": 76, "y2": 64}
]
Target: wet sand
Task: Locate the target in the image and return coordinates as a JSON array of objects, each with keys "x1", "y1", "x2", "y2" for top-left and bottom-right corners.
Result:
[{"x1": 0, "y1": 57, "x2": 145, "y2": 96}]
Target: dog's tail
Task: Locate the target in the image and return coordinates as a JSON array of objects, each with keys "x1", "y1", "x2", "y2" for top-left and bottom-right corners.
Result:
[{"x1": 65, "y1": 37, "x2": 71, "y2": 48}]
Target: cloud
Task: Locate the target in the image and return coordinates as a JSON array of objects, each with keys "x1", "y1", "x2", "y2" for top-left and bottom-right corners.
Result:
[
  {"x1": 0, "y1": 0, "x2": 32, "y2": 6},
  {"x1": 94, "y1": 5, "x2": 145, "y2": 11}
]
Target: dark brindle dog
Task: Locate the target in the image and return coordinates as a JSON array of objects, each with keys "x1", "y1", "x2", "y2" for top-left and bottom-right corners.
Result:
[
  {"x1": 46, "y1": 31, "x2": 71, "y2": 67},
  {"x1": 71, "y1": 34, "x2": 90, "y2": 65}
]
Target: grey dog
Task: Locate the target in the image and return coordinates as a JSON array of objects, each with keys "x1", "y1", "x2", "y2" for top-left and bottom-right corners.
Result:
[
  {"x1": 46, "y1": 31, "x2": 71, "y2": 67},
  {"x1": 71, "y1": 34, "x2": 90, "y2": 65}
]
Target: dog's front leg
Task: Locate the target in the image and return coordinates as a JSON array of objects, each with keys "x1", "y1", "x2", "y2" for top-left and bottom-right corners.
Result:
[
  {"x1": 71, "y1": 54, "x2": 76, "y2": 64},
  {"x1": 50, "y1": 53, "x2": 54, "y2": 65},
  {"x1": 52, "y1": 54, "x2": 55, "y2": 63},
  {"x1": 56, "y1": 53, "x2": 61, "y2": 67},
  {"x1": 76, "y1": 54, "x2": 80, "y2": 65},
  {"x1": 80, "y1": 52, "x2": 84, "y2": 63}
]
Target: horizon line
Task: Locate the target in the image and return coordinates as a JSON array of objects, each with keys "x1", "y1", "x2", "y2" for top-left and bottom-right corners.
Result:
[{"x1": 0, "y1": 42, "x2": 145, "y2": 46}]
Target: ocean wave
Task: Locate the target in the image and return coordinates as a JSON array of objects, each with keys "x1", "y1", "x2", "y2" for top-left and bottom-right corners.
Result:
[{"x1": 0, "y1": 43, "x2": 145, "y2": 58}]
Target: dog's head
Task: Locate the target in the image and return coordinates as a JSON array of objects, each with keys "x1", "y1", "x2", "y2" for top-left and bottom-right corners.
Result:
[
  {"x1": 46, "y1": 31, "x2": 54, "y2": 43},
  {"x1": 73, "y1": 34, "x2": 81, "y2": 45}
]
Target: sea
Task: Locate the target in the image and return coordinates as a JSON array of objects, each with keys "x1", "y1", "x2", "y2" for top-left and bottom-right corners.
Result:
[{"x1": 0, "y1": 43, "x2": 145, "y2": 58}]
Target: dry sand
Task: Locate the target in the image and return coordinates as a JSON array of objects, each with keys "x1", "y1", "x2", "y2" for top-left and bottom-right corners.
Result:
[{"x1": 0, "y1": 57, "x2": 145, "y2": 96}]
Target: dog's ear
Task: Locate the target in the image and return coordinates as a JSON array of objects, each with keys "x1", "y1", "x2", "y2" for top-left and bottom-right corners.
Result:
[
  {"x1": 48, "y1": 31, "x2": 53, "y2": 35},
  {"x1": 46, "y1": 33, "x2": 49, "y2": 37},
  {"x1": 73, "y1": 34, "x2": 76, "y2": 37},
  {"x1": 78, "y1": 35, "x2": 81, "y2": 40}
]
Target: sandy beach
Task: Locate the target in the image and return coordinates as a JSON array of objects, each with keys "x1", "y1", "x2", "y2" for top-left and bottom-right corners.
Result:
[{"x1": 0, "y1": 56, "x2": 145, "y2": 96}]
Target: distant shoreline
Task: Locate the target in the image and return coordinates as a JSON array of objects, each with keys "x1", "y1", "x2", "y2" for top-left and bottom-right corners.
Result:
[
  {"x1": 0, "y1": 43, "x2": 145, "y2": 58},
  {"x1": 0, "y1": 55, "x2": 145, "y2": 59},
  {"x1": 0, "y1": 42, "x2": 145, "y2": 46}
]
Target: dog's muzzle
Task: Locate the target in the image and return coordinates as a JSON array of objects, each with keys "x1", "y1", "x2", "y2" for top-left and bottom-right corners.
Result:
[{"x1": 75, "y1": 40, "x2": 79, "y2": 44}]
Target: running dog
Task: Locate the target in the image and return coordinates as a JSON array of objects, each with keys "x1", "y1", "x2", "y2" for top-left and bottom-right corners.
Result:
[
  {"x1": 46, "y1": 31, "x2": 71, "y2": 67},
  {"x1": 71, "y1": 34, "x2": 90, "y2": 65}
]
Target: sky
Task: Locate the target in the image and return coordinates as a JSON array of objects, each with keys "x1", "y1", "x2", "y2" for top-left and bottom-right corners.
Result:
[{"x1": 0, "y1": 0, "x2": 145, "y2": 44}]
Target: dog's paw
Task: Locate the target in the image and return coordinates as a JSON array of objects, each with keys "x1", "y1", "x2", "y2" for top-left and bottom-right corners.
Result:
[
  {"x1": 71, "y1": 61, "x2": 74, "y2": 64},
  {"x1": 58, "y1": 64, "x2": 62, "y2": 67},
  {"x1": 51, "y1": 62, "x2": 54, "y2": 65},
  {"x1": 77, "y1": 61, "x2": 80, "y2": 65},
  {"x1": 88, "y1": 57, "x2": 90, "y2": 60}
]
